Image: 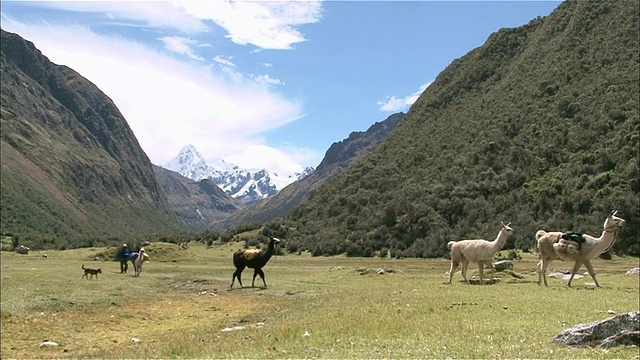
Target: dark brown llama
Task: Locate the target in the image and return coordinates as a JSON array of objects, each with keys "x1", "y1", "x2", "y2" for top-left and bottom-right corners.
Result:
[{"x1": 230, "y1": 236, "x2": 280, "y2": 288}]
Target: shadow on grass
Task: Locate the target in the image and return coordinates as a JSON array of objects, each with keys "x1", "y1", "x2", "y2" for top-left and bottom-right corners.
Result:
[{"x1": 227, "y1": 286, "x2": 267, "y2": 291}]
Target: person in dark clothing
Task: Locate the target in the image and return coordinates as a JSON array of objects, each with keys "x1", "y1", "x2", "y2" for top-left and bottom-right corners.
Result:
[{"x1": 117, "y1": 244, "x2": 130, "y2": 273}]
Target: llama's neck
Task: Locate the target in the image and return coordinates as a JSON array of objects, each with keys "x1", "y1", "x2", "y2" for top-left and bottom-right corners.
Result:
[
  {"x1": 261, "y1": 240, "x2": 276, "y2": 261},
  {"x1": 491, "y1": 229, "x2": 509, "y2": 251},
  {"x1": 584, "y1": 227, "x2": 617, "y2": 258}
]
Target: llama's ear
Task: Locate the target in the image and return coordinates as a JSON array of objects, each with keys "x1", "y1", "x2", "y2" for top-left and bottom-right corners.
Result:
[{"x1": 609, "y1": 210, "x2": 617, "y2": 217}]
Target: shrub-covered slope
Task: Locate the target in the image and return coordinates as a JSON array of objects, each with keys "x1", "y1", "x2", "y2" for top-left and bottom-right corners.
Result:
[{"x1": 282, "y1": 1, "x2": 639, "y2": 257}]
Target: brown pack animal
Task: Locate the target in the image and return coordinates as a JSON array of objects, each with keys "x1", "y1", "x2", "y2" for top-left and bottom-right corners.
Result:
[
  {"x1": 81, "y1": 264, "x2": 102, "y2": 280},
  {"x1": 230, "y1": 236, "x2": 280, "y2": 288}
]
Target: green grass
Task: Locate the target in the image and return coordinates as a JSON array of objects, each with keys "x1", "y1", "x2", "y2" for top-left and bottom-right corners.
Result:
[{"x1": 1, "y1": 244, "x2": 638, "y2": 359}]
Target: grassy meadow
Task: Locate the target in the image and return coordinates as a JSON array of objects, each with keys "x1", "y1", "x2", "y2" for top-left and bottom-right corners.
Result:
[{"x1": 1, "y1": 242, "x2": 639, "y2": 359}]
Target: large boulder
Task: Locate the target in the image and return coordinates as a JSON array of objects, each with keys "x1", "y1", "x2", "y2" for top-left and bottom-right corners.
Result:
[
  {"x1": 15, "y1": 245, "x2": 29, "y2": 254},
  {"x1": 493, "y1": 260, "x2": 513, "y2": 271},
  {"x1": 552, "y1": 311, "x2": 640, "y2": 348}
]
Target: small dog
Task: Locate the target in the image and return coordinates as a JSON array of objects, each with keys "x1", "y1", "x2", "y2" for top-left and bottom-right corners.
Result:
[{"x1": 81, "y1": 264, "x2": 102, "y2": 280}]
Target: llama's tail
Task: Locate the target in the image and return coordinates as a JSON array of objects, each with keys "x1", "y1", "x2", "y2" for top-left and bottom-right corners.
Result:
[
  {"x1": 82, "y1": 264, "x2": 85, "y2": 270},
  {"x1": 447, "y1": 241, "x2": 456, "y2": 250},
  {"x1": 535, "y1": 230, "x2": 547, "y2": 241}
]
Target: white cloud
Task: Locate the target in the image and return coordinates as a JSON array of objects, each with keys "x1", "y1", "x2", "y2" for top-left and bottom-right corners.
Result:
[
  {"x1": 212, "y1": 55, "x2": 236, "y2": 68},
  {"x1": 13, "y1": 1, "x2": 209, "y2": 33},
  {"x1": 179, "y1": 1, "x2": 324, "y2": 49},
  {"x1": 2, "y1": 20, "x2": 304, "y2": 168},
  {"x1": 377, "y1": 82, "x2": 431, "y2": 112},
  {"x1": 226, "y1": 144, "x2": 306, "y2": 175},
  {"x1": 251, "y1": 74, "x2": 285, "y2": 87},
  {"x1": 158, "y1": 36, "x2": 204, "y2": 61},
  {"x1": 8, "y1": 1, "x2": 324, "y2": 50}
]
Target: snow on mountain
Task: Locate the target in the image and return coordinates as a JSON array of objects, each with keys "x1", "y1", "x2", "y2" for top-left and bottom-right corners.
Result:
[{"x1": 162, "y1": 145, "x2": 314, "y2": 205}]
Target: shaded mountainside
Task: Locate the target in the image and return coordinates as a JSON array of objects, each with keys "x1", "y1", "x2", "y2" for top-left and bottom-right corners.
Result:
[
  {"x1": 153, "y1": 165, "x2": 244, "y2": 232},
  {"x1": 279, "y1": 1, "x2": 639, "y2": 257},
  {"x1": 0, "y1": 29, "x2": 185, "y2": 240},
  {"x1": 212, "y1": 112, "x2": 405, "y2": 230}
]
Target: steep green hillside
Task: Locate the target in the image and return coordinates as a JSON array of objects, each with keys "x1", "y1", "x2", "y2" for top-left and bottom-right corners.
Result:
[
  {"x1": 0, "y1": 29, "x2": 185, "y2": 243},
  {"x1": 280, "y1": 1, "x2": 639, "y2": 257}
]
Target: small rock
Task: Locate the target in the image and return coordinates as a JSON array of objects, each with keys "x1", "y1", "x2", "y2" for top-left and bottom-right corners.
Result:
[
  {"x1": 303, "y1": 331, "x2": 311, "y2": 337},
  {"x1": 607, "y1": 310, "x2": 616, "y2": 314},
  {"x1": 221, "y1": 326, "x2": 246, "y2": 332},
  {"x1": 549, "y1": 272, "x2": 584, "y2": 280},
  {"x1": 625, "y1": 268, "x2": 640, "y2": 276},
  {"x1": 39, "y1": 341, "x2": 58, "y2": 347},
  {"x1": 131, "y1": 338, "x2": 141, "y2": 343},
  {"x1": 376, "y1": 268, "x2": 385, "y2": 275}
]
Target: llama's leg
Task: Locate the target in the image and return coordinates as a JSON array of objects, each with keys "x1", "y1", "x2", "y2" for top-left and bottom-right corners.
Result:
[
  {"x1": 461, "y1": 259, "x2": 470, "y2": 284},
  {"x1": 478, "y1": 262, "x2": 484, "y2": 285},
  {"x1": 231, "y1": 268, "x2": 244, "y2": 288},
  {"x1": 582, "y1": 260, "x2": 600, "y2": 287},
  {"x1": 255, "y1": 269, "x2": 267, "y2": 287},
  {"x1": 251, "y1": 269, "x2": 264, "y2": 287},
  {"x1": 537, "y1": 260, "x2": 543, "y2": 285},
  {"x1": 567, "y1": 261, "x2": 583, "y2": 287},
  {"x1": 539, "y1": 259, "x2": 551, "y2": 287},
  {"x1": 448, "y1": 260, "x2": 459, "y2": 284},
  {"x1": 486, "y1": 260, "x2": 496, "y2": 274}
]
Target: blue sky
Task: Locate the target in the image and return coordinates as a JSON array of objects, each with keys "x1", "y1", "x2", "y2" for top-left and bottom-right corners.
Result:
[{"x1": 1, "y1": 1, "x2": 561, "y2": 175}]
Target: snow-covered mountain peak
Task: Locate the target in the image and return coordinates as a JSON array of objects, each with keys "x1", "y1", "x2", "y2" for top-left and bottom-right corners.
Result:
[{"x1": 162, "y1": 145, "x2": 314, "y2": 205}]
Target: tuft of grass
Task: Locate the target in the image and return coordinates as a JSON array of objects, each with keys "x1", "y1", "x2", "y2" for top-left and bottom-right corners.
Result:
[{"x1": 1, "y1": 244, "x2": 638, "y2": 359}]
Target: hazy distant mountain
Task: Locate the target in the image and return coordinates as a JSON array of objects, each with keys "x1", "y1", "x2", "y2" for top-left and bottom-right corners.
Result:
[
  {"x1": 211, "y1": 112, "x2": 405, "y2": 230},
  {"x1": 152, "y1": 165, "x2": 244, "y2": 232},
  {"x1": 163, "y1": 145, "x2": 314, "y2": 205},
  {"x1": 0, "y1": 29, "x2": 184, "y2": 239}
]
